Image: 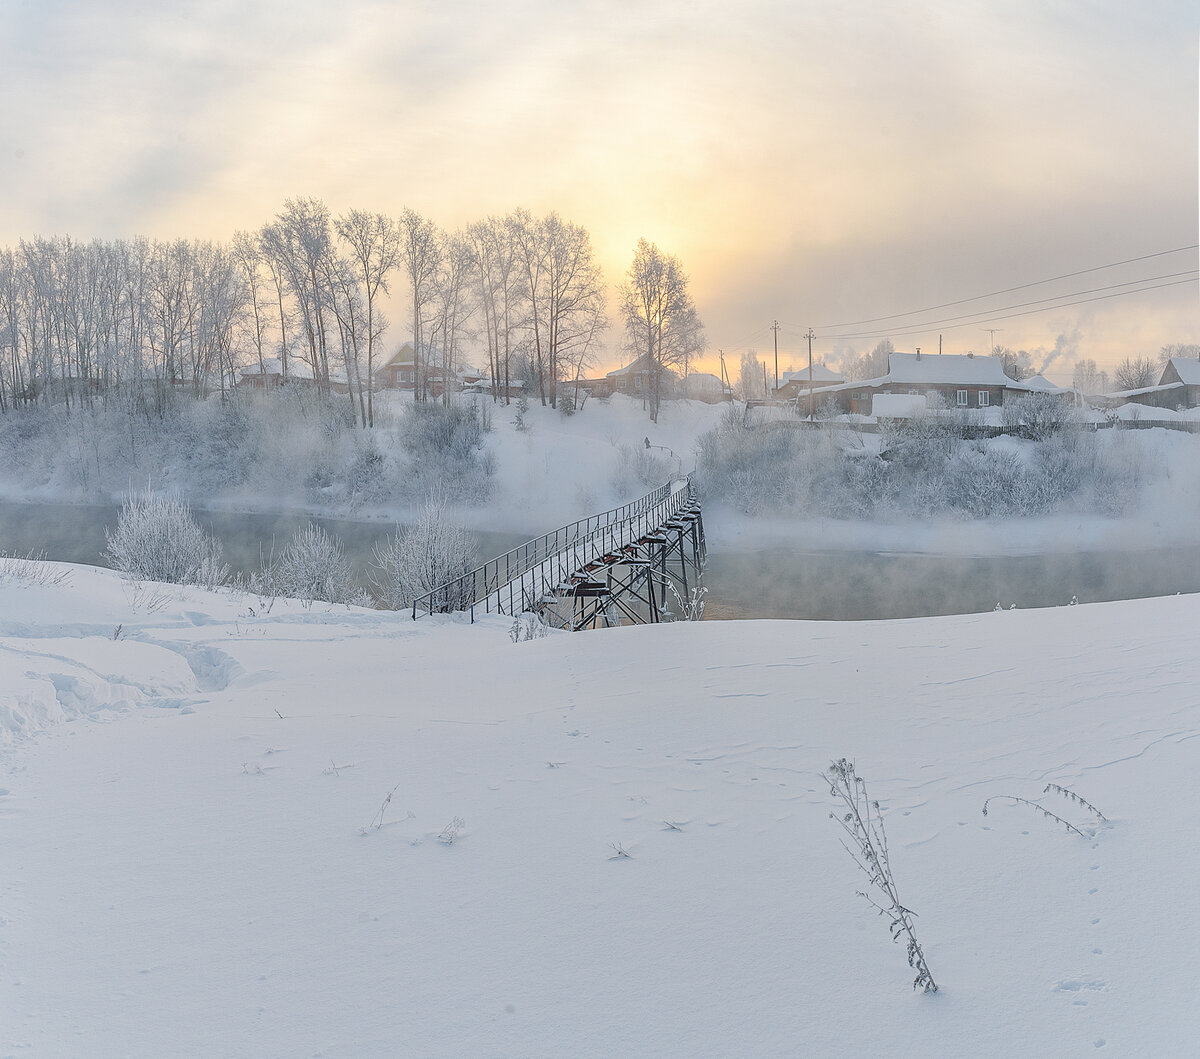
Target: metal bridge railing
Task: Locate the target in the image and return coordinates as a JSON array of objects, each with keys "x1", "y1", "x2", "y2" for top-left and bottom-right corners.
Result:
[{"x1": 411, "y1": 476, "x2": 695, "y2": 621}]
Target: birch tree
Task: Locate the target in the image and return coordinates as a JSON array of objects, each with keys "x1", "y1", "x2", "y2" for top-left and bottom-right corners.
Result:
[
  {"x1": 400, "y1": 208, "x2": 442, "y2": 402},
  {"x1": 336, "y1": 210, "x2": 400, "y2": 426},
  {"x1": 620, "y1": 238, "x2": 703, "y2": 422}
]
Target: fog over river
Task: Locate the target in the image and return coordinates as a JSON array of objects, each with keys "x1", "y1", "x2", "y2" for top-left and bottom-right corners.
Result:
[{"x1": 2, "y1": 500, "x2": 1197, "y2": 620}]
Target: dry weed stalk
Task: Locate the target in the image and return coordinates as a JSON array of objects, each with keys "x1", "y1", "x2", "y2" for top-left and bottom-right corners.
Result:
[{"x1": 826, "y1": 758, "x2": 937, "y2": 994}]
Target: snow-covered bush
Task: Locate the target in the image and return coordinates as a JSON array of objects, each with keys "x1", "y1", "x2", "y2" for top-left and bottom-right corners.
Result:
[
  {"x1": 400, "y1": 401, "x2": 492, "y2": 502},
  {"x1": 259, "y1": 522, "x2": 367, "y2": 606},
  {"x1": 369, "y1": 496, "x2": 479, "y2": 611},
  {"x1": 610, "y1": 444, "x2": 673, "y2": 499},
  {"x1": 1002, "y1": 393, "x2": 1075, "y2": 441},
  {"x1": 104, "y1": 494, "x2": 229, "y2": 588}
]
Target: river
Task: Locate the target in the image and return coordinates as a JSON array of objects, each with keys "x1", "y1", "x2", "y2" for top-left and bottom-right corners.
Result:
[{"x1": 2, "y1": 499, "x2": 1197, "y2": 619}]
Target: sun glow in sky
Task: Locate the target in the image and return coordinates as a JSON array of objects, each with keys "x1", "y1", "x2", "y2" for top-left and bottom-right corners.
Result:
[{"x1": 2, "y1": 0, "x2": 1197, "y2": 379}]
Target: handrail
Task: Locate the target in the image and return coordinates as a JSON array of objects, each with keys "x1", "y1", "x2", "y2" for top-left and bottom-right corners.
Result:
[{"x1": 412, "y1": 475, "x2": 694, "y2": 620}]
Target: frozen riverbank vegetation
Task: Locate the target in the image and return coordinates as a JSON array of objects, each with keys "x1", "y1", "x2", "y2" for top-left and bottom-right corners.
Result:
[
  {"x1": 695, "y1": 404, "x2": 1166, "y2": 519},
  {"x1": 0, "y1": 386, "x2": 494, "y2": 511}
]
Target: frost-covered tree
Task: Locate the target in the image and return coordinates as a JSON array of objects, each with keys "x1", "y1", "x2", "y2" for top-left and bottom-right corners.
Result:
[
  {"x1": 1112, "y1": 356, "x2": 1159, "y2": 391},
  {"x1": 619, "y1": 238, "x2": 703, "y2": 422},
  {"x1": 1071, "y1": 358, "x2": 1109, "y2": 395},
  {"x1": 370, "y1": 496, "x2": 478, "y2": 611},
  {"x1": 842, "y1": 339, "x2": 893, "y2": 381},
  {"x1": 105, "y1": 494, "x2": 228, "y2": 588}
]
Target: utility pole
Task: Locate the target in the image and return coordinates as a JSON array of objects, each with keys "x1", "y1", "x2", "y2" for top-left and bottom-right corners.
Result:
[
  {"x1": 983, "y1": 328, "x2": 1003, "y2": 356},
  {"x1": 771, "y1": 320, "x2": 780, "y2": 395},
  {"x1": 806, "y1": 327, "x2": 815, "y2": 420}
]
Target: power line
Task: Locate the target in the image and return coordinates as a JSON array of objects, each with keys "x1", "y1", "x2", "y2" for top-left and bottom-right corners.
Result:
[
  {"x1": 822, "y1": 276, "x2": 1197, "y2": 342},
  {"x1": 817, "y1": 244, "x2": 1199, "y2": 329},
  {"x1": 816, "y1": 267, "x2": 1200, "y2": 338}
]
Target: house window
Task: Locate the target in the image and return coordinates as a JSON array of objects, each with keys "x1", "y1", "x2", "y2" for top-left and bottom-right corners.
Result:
[
  {"x1": 978, "y1": 391, "x2": 990, "y2": 407},
  {"x1": 908, "y1": 389, "x2": 919, "y2": 395},
  {"x1": 854, "y1": 392, "x2": 864, "y2": 400},
  {"x1": 956, "y1": 390, "x2": 968, "y2": 407}
]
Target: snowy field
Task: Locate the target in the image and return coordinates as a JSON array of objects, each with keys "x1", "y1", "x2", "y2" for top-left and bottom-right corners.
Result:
[{"x1": 2, "y1": 563, "x2": 1198, "y2": 1057}]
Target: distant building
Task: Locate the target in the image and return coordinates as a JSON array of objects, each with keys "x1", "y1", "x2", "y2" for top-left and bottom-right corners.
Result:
[
  {"x1": 605, "y1": 353, "x2": 679, "y2": 399},
  {"x1": 682, "y1": 371, "x2": 731, "y2": 402},
  {"x1": 375, "y1": 343, "x2": 417, "y2": 389},
  {"x1": 813, "y1": 352, "x2": 1070, "y2": 416},
  {"x1": 773, "y1": 364, "x2": 844, "y2": 403},
  {"x1": 237, "y1": 357, "x2": 314, "y2": 390}
]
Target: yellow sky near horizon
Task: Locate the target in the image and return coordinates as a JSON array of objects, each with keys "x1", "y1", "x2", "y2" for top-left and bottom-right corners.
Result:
[{"x1": 1, "y1": 0, "x2": 1196, "y2": 381}]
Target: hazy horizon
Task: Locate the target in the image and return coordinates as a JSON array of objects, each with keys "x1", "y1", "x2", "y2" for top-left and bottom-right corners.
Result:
[{"x1": 3, "y1": 0, "x2": 1197, "y2": 380}]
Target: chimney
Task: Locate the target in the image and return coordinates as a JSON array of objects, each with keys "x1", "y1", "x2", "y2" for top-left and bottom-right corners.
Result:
[{"x1": 915, "y1": 347, "x2": 921, "y2": 361}]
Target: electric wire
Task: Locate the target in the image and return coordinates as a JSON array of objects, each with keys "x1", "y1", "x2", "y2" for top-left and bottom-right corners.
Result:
[
  {"x1": 816, "y1": 244, "x2": 1199, "y2": 329},
  {"x1": 821, "y1": 276, "x2": 1197, "y2": 343}
]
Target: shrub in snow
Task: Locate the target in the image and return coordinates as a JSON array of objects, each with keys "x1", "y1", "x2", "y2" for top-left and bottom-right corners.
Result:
[
  {"x1": 400, "y1": 401, "x2": 492, "y2": 502},
  {"x1": 260, "y1": 522, "x2": 367, "y2": 606},
  {"x1": 369, "y1": 496, "x2": 479, "y2": 611},
  {"x1": 105, "y1": 494, "x2": 229, "y2": 588},
  {"x1": 509, "y1": 612, "x2": 550, "y2": 642},
  {"x1": 0, "y1": 550, "x2": 71, "y2": 588},
  {"x1": 610, "y1": 444, "x2": 673, "y2": 498},
  {"x1": 826, "y1": 758, "x2": 937, "y2": 993}
]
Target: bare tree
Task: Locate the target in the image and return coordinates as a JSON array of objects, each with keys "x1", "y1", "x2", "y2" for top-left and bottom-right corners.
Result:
[
  {"x1": 842, "y1": 338, "x2": 893, "y2": 382},
  {"x1": 336, "y1": 210, "x2": 400, "y2": 426},
  {"x1": 467, "y1": 215, "x2": 524, "y2": 404},
  {"x1": 1112, "y1": 355, "x2": 1159, "y2": 391},
  {"x1": 260, "y1": 198, "x2": 336, "y2": 390},
  {"x1": 619, "y1": 238, "x2": 704, "y2": 422},
  {"x1": 1071, "y1": 358, "x2": 1109, "y2": 395},
  {"x1": 508, "y1": 209, "x2": 551, "y2": 405},
  {"x1": 400, "y1": 208, "x2": 442, "y2": 403}
]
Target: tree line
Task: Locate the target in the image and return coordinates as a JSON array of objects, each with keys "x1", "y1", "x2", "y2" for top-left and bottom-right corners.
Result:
[{"x1": 0, "y1": 200, "x2": 703, "y2": 425}]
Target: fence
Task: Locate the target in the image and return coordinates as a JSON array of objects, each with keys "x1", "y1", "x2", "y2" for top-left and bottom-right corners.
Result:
[{"x1": 411, "y1": 476, "x2": 695, "y2": 620}]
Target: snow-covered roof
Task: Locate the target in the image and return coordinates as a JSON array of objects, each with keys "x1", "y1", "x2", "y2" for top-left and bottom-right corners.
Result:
[
  {"x1": 238, "y1": 357, "x2": 314, "y2": 380},
  {"x1": 1167, "y1": 357, "x2": 1200, "y2": 386},
  {"x1": 1104, "y1": 382, "x2": 1184, "y2": 400},
  {"x1": 780, "y1": 364, "x2": 843, "y2": 384},
  {"x1": 1007, "y1": 373, "x2": 1071, "y2": 395},
  {"x1": 606, "y1": 353, "x2": 676, "y2": 379},
  {"x1": 884, "y1": 352, "x2": 1012, "y2": 385},
  {"x1": 684, "y1": 372, "x2": 726, "y2": 392}
]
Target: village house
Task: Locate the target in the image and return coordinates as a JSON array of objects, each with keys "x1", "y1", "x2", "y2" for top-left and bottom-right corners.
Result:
[
  {"x1": 1159, "y1": 356, "x2": 1200, "y2": 407},
  {"x1": 374, "y1": 343, "x2": 418, "y2": 389},
  {"x1": 1090, "y1": 356, "x2": 1200, "y2": 412},
  {"x1": 237, "y1": 356, "x2": 315, "y2": 390},
  {"x1": 773, "y1": 364, "x2": 844, "y2": 403},
  {"x1": 682, "y1": 371, "x2": 732, "y2": 402},
  {"x1": 810, "y1": 351, "x2": 1070, "y2": 415},
  {"x1": 603, "y1": 353, "x2": 679, "y2": 399}
]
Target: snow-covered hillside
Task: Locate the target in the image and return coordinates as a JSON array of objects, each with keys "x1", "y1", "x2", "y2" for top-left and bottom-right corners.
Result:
[{"x1": 2, "y1": 563, "x2": 1197, "y2": 1056}]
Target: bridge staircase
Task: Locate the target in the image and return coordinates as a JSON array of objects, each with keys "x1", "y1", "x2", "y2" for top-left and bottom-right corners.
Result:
[{"x1": 411, "y1": 478, "x2": 706, "y2": 630}]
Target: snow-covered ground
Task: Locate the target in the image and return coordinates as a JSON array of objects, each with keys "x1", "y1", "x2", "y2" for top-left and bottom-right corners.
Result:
[{"x1": 2, "y1": 562, "x2": 1197, "y2": 1056}]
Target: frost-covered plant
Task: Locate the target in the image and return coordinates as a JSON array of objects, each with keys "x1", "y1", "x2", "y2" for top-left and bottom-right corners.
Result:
[
  {"x1": 509, "y1": 612, "x2": 550, "y2": 642},
  {"x1": 981, "y1": 783, "x2": 1105, "y2": 837},
  {"x1": 370, "y1": 495, "x2": 479, "y2": 611},
  {"x1": 260, "y1": 522, "x2": 368, "y2": 606},
  {"x1": 0, "y1": 550, "x2": 72, "y2": 588},
  {"x1": 611, "y1": 444, "x2": 673, "y2": 497},
  {"x1": 826, "y1": 758, "x2": 937, "y2": 993},
  {"x1": 105, "y1": 493, "x2": 229, "y2": 588},
  {"x1": 1043, "y1": 783, "x2": 1107, "y2": 822},
  {"x1": 981, "y1": 795, "x2": 1087, "y2": 837},
  {"x1": 437, "y1": 817, "x2": 465, "y2": 844}
]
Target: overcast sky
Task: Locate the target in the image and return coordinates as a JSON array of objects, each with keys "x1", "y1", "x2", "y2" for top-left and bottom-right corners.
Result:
[{"x1": 2, "y1": 0, "x2": 1196, "y2": 378}]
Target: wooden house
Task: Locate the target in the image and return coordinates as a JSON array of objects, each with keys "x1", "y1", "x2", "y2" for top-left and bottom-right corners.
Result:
[
  {"x1": 813, "y1": 352, "x2": 1068, "y2": 416},
  {"x1": 605, "y1": 353, "x2": 679, "y2": 398}
]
